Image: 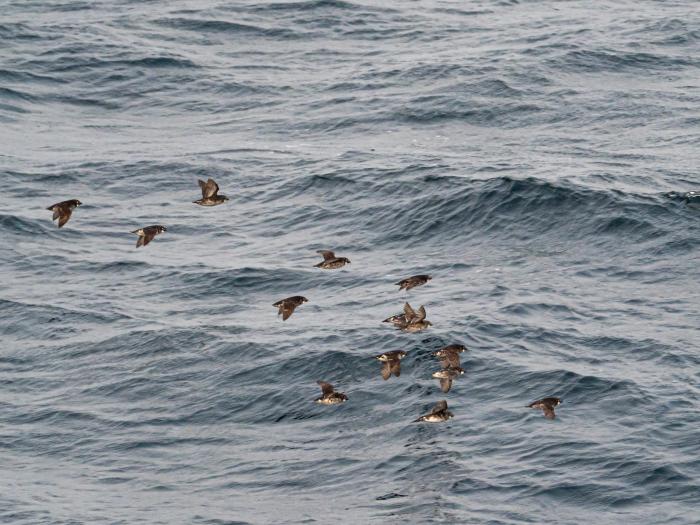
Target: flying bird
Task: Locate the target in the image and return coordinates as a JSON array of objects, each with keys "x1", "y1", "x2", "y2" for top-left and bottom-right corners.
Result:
[
  {"x1": 396, "y1": 274, "x2": 431, "y2": 291},
  {"x1": 399, "y1": 303, "x2": 431, "y2": 332},
  {"x1": 414, "y1": 400, "x2": 454, "y2": 423},
  {"x1": 528, "y1": 397, "x2": 562, "y2": 420},
  {"x1": 314, "y1": 250, "x2": 351, "y2": 269},
  {"x1": 193, "y1": 178, "x2": 228, "y2": 206},
  {"x1": 273, "y1": 296, "x2": 308, "y2": 321},
  {"x1": 374, "y1": 350, "x2": 407, "y2": 380},
  {"x1": 432, "y1": 345, "x2": 465, "y2": 369},
  {"x1": 47, "y1": 199, "x2": 82, "y2": 228},
  {"x1": 432, "y1": 344, "x2": 467, "y2": 359},
  {"x1": 315, "y1": 381, "x2": 348, "y2": 405},
  {"x1": 431, "y1": 367, "x2": 464, "y2": 393},
  {"x1": 132, "y1": 225, "x2": 167, "y2": 247}
]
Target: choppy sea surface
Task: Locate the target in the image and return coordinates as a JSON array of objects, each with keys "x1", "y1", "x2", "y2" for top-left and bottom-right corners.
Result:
[{"x1": 2, "y1": 0, "x2": 699, "y2": 523}]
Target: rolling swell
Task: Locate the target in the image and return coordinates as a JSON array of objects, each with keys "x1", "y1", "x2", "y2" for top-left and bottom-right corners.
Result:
[{"x1": 1, "y1": 0, "x2": 699, "y2": 524}]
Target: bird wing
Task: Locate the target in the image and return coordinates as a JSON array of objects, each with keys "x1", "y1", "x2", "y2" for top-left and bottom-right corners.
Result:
[
  {"x1": 280, "y1": 303, "x2": 296, "y2": 321},
  {"x1": 317, "y1": 250, "x2": 335, "y2": 260},
  {"x1": 442, "y1": 353, "x2": 461, "y2": 369},
  {"x1": 403, "y1": 302, "x2": 416, "y2": 321},
  {"x1": 318, "y1": 381, "x2": 334, "y2": 395},
  {"x1": 57, "y1": 207, "x2": 72, "y2": 228},
  {"x1": 199, "y1": 178, "x2": 219, "y2": 198},
  {"x1": 390, "y1": 360, "x2": 401, "y2": 378},
  {"x1": 542, "y1": 406, "x2": 556, "y2": 420},
  {"x1": 432, "y1": 400, "x2": 448, "y2": 413},
  {"x1": 439, "y1": 378, "x2": 452, "y2": 393},
  {"x1": 141, "y1": 230, "x2": 157, "y2": 247},
  {"x1": 380, "y1": 361, "x2": 391, "y2": 380},
  {"x1": 415, "y1": 306, "x2": 426, "y2": 322}
]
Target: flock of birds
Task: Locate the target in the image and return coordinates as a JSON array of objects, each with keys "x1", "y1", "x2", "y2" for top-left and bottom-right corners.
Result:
[{"x1": 47, "y1": 177, "x2": 563, "y2": 422}]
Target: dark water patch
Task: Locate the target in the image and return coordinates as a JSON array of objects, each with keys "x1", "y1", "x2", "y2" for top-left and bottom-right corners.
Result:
[
  {"x1": 44, "y1": 55, "x2": 199, "y2": 74},
  {"x1": 0, "y1": 68, "x2": 63, "y2": 84},
  {"x1": 500, "y1": 301, "x2": 586, "y2": 320},
  {"x1": 0, "y1": 213, "x2": 47, "y2": 235},
  {"x1": 154, "y1": 17, "x2": 307, "y2": 40},
  {"x1": 552, "y1": 49, "x2": 695, "y2": 73},
  {"x1": 0, "y1": 299, "x2": 128, "y2": 340},
  {"x1": 398, "y1": 97, "x2": 545, "y2": 127},
  {"x1": 0, "y1": 22, "x2": 49, "y2": 41},
  {"x1": 246, "y1": 0, "x2": 367, "y2": 12},
  {"x1": 192, "y1": 518, "x2": 252, "y2": 525},
  {"x1": 0, "y1": 86, "x2": 37, "y2": 103}
]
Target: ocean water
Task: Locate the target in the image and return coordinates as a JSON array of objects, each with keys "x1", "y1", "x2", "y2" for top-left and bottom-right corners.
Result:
[{"x1": 1, "y1": 0, "x2": 699, "y2": 523}]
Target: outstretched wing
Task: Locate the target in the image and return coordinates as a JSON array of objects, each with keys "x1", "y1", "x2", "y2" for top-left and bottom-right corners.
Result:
[
  {"x1": 317, "y1": 250, "x2": 335, "y2": 261},
  {"x1": 199, "y1": 178, "x2": 219, "y2": 198},
  {"x1": 439, "y1": 378, "x2": 452, "y2": 393},
  {"x1": 403, "y1": 302, "x2": 416, "y2": 321},
  {"x1": 390, "y1": 360, "x2": 401, "y2": 378},
  {"x1": 380, "y1": 361, "x2": 391, "y2": 380},
  {"x1": 280, "y1": 303, "x2": 296, "y2": 321},
  {"x1": 432, "y1": 400, "x2": 448, "y2": 413},
  {"x1": 57, "y1": 207, "x2": 72, "y2": 228},
  {"x1": 542, "y1": 406, "x2": 556, "y2": 420},
  {"x1": 440, "y1": 353, "x2": 461, "y2": 369},
  {"x1": 142, "y1": 231, "x2": 156, "y2": 246},
  {"x1": 317, "y1": 381, "x2": 334, "y2": 395},
  {"x1": 415, "y1": 306, "x2": 426, "y2": 322}
]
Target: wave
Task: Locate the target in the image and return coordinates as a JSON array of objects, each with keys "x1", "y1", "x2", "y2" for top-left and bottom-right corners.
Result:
[{"x1": 154, "y1": 18, "x2": 305, "y2": 39}]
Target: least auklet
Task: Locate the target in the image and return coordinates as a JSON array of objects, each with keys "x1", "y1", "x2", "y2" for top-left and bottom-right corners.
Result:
[
  {"x1": 414, "y1": 400, "x2": 454, "y2": 423},
  {"x1": 432, "y1": 345, "x2": 464, "y2": 369},
  {"x1": 193, "y1": 178, "x2": 228, "y2": 206},
  {"x1": 47, "y1": 199, "x2": 82, "y2": 228},
  {"x1": 273, "y1": 295, "x2": 308, "y2": 321},
  {"x1": 396, "y1": 274, "x2": 431, "y2": 291},
  {"x1": 528, "y1": 397, "x2": 562, "y2": 420},
  {"x1": 432, "y1": 344, "x2": 467, "y2": 359},
  {"x1": 374, "y1": 350, "x2": 407, "y2": 380},
  {"x1": 314, "y1": 250, "x2": 351, "y2": 269},
  {"x1": 432, "y1": 367, "x2": 464, "y2": 393},
  {"x1": 315, "y1": 381, "x2": 348, "y2": 404},
  {"x1": 399, "y1": 303, "x2": 431, "y2": 332},
  {"x1": 132, "y1": 225, "x2": 167, "y2": 247}
]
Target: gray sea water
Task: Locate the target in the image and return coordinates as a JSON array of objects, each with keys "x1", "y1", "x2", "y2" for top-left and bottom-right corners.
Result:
[{"x1": 2, "y1": 1, "x2": 700, "y2": 523}]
